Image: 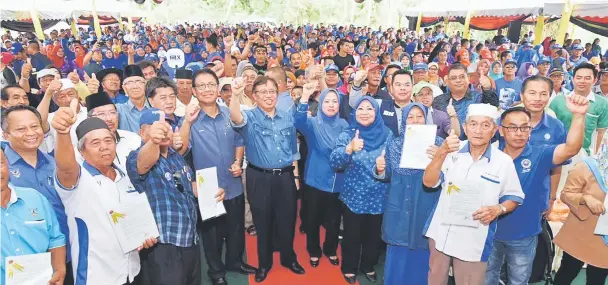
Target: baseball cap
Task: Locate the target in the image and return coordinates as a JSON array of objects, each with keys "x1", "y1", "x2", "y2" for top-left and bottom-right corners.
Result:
[
  {"x1": 236, "y1": 61, "x2": 256, "y2": 77},
  {"x1": 412, "y1": 63, "x2": 428, "y2": 71},
  {"x1": 37, "y1": 68, "x2": 58, "y2": 80},
  {"x1": 1, "y1": 52, "x2": 14, "y2": 65},
  {"x1": 538, "y1": 56, "x2": 551, "y2": 64},
  {"x1": 412, "y1": 81, "x2": 435, "y2": 96},
  {"x1": 324, "y1": 63, "x2": 339, "y2": 73},
  {"x1": 366, "y1": 63, "x2": 384, "y2": 72},
  {"x1": 551, "y1": 44, "x2": 562, "y2": 50},
  {"x1": 504, "y1": 59, "x2": 517, "y2": 67},
  {"x1": 598, "y1": 61, "x2": 608, "y2": 74},
  {"x1": 571, "y1": 44, "x2": 584, "y2": 51},
  {"x1": 11, "y1": 43, "x2": 23, "y2": 55},
  {"x1": 549, "y1": 66, "x2": 565, "y2": 76},
  {"x1": 219, "y1": 77, "x2": 233, "y2": 89}
]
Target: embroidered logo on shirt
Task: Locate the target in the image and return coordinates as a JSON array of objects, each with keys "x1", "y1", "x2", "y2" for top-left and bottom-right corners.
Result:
[
  {"x1": 9, "y1": 169, "x2": 20, "y2": 178},
  {"x1": 521, "y1": 159, "x2": 532, "y2": 173},
  {"x1": 544, "y1": 133, "x2": 551, "y2": 140},
  {"x1": 164, "y1": 172, "x2": 172, "y2": 181},
  {"x1": 30, "y1": 208, "x2": 38, "y2": 217},
  {"x1": 383, "y1": 110, "x2": 394, "y2": 116}
]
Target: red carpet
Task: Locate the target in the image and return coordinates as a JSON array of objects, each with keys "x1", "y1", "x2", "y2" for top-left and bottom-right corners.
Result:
[{"x1": 245, "y1": 210, "x2": 356, "y2": 285}]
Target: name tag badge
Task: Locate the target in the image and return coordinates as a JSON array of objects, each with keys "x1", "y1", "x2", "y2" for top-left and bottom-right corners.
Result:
[{"x1": 383, "y1": 110, "x2": 394, "y2": 116}]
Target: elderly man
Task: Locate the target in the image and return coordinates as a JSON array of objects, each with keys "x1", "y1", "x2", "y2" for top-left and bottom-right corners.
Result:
[
  {"x1": 423, "y1": 104, "x2": 525, "y2": 285},
  {"x1": 180, "y1": 69, "x2": 257, "y2": 285},
  {"x1": 234, "y1": 61, "x2": 258, "y2": 107},
  {"x1": 127, "y1": 108, "x2": 221, "y2": 285},
  {"x1": 413, "y1": 81, "x2": 460, "y2": 139},
  {"x1": 115, "y1": 65, "x2": 150, "y2": 133},
  {"x1": 229, "y1": 76, "x2": 304, "y2": 282},
  {"x1": 412, "y1": 63, "x2": 429, "y2": 84},
  {"x1": 53, "y1": 104, "x2": 156, "y2": 284},
  {"x1": 96, "y1": 68, "x2": 128, "y2": 103},
  {"x1": 84, "y1": 91, "x2": 141, "y2": 171},
  {"x1": 0, "y1": 106, "x2": 71, "y2": 284},
  {"x1": 0, "y1": 149, "x2": 67, "y2": 285},
  {"x1": 174, "y1": 69, "x2": 198, "y2": 117},
  {"x1": 364, "y1": 63, "x2": 391, "y2": 100},
  {"x1": 144, "y1": 77, "x2": 182, "y2": 129},
  {"x1": 485, "y1": 84, "x2": 589, "y2": 285},
  {"x1": 1, "y1": 84, "x2": 29, "y2": 109}
]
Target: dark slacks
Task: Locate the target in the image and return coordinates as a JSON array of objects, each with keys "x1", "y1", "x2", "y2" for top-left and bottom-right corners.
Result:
[
  {"x1": 138, "y1": 243, "x2": 201, "y2": 285},
  {"x1": 554, "y1": 251, "x2": 608, "y2": 285},
  {"x1": 341, "y1": 203, "x2": 383, "y2": 275},
  {"x1": 64, "y1": 262, "x2": 74, "y2": 285},
  {"x1": 246, "y1": 167, "x2": 298, "y2": 269},
  {"x1": 200, "y1": 193, "x2": 246, "y2": 280},
  {"x1": 306, "y1": 187, "x2": 342, "y2": 258}
]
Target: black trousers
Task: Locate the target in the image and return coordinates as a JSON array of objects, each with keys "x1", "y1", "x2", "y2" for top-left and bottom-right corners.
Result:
[
  {"x1": 246, "y1": 167, "x2": 298, "y2": 269},
  {"x1": 341, "y1": 204, "x2": 383, "y2": 275},
  {"x1": 306, "y1": 187, "x2": 342, "y2": 258},
  {"x1": 64, "y1": 262, "x2": 74, "y2": 285},
  {"x1": 200, "y1": 194, "x2": 246, "y2": 280},
  {"x1": 138, "y1": 243, "x2": 201, "y2": 285},
  {"x1": 554, "y1": 251, "x2": 608, "y2": 285}
]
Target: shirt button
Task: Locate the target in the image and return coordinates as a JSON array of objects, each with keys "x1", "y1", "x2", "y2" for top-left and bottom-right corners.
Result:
[
  {"x1": 15, "y1": 248, "x2": 20, "y2": 252},
  {"x1": 5, "y1": 213, "x2": 8, "y2": 216},
  {"x1": 10, "y1": 231, "x2": 14, "y2": 235}
]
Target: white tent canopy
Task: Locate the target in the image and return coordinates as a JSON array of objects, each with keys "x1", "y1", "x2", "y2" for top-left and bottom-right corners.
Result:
[
  {"x1": 1, "y1": 0, "x2": 146, "y2": 21},
  {"x1": 543, "y1": 0, "x2": 608, "y2": 18},
  {"x1": 400, "y1": 0, "x2": 544, "y2": 18}
]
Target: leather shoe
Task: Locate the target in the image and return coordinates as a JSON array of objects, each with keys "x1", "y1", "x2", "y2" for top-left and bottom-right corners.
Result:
[
  {"x1": 343, "y1": 274, "x2": 357, "y2": 284},
  {"x1": 282, "y1": 261, "x2": 305, "y2": 274},
  {"x1": 212, "y1": 277, "x2": 228, "y2": 285},
  {"x1": 364, "y1": 271, "x2": 377, "y2": 283},
  {"x1": 228, "y1": 263, "x2": 257, "y2": 275},
  {"x1": 254, "y1": 268, "x2": 269, "y2": 283},
  {"x1": 328, "y1": 256, "x2": 339, "y2": 266},
  {"x1": 309, "y1": 258, "x2": 319, "y2": 268}
]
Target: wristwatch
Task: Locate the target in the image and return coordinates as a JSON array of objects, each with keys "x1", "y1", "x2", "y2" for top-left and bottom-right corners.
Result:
[{"x1": 498, "y1": 204, "x2": 507, "y2": 215}]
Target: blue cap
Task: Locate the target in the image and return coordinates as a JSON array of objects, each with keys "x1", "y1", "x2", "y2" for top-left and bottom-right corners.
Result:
[
  {"x1": 501, "y1": 38, "x2": 510, "y2": 44},
  {"x1": 324, "y1": 63, "x2": 339, "y2": 73},
  {"x1": 11, "y1": 43, "x2": 23, "y2": 55},
  {"x1": 538, "y1": 56, "x2": 551, "y2": 64},
  {"x1": 504, "y1": 59, "x2": 517, "y2": 66},
  {"x1": 139, "y1": 108, "x2": 169, "y2": 127},
  {"x1": 144, "y1": 53, "x2": 159, "y2": 61},
  {"x1": 412, "y1": 63, "x2": 428, "y2": 71},
  {"x1": 572, "y1": 44, "x2": 584, "y2": 50},
  {"x1": 551, "y1": 44, "x2": 562, "y2": 50}
]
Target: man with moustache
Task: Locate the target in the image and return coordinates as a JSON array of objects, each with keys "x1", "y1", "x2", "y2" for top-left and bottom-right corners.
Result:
[
  {"x1": 174, "y1": 69, "x2": 198, "y2": 117},
  {"x1": 116, "y1": 65, "x2": 151, "y2": 133}
]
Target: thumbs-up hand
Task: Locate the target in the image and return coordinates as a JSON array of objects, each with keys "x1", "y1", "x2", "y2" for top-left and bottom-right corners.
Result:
[
  {"x1": 353, "y1": 69, "x2": 368, "y2": 87},
  {"x1": 46, "y1": 75, "x2": 63, "y2": 96},
  {"x1": 446, "y1": 98, "x2": 457, "y2": 117},
  {"x1": 442, "y1": 129, "x2": 460, "y2": 153},
  {"x1": 301, "y1": 80, "x2": 318, "y2": 101},
  {"x1": 479, "y1": 75, "x2": 491, "y2": 90},
  {"x1": 172, "y1": 126, "x2": 183, "y2": 150},
  {"x1": 87, "y1": 73, "x2": 100, "y2": 94},
  {"x1": 149, "y1": 111, "x2": 170, "y2": 145},
  {"x1": 68, "y1": 69, "x2": 80, "y2": 84},
  {"x1": 346, "y1": 130, "x2": 365, "y2": 154},
  {"x1": 21, "y1": 59, "x2": 33, "y2": 78},
  {"x1": 376, "y1": 149, "x2": 386, "y2": 174},
  {"x1": 52, "y1": 98, "x2": 79, "y2": 134},
  {"x1": 185, "y1": 104, "x2": 201, "y2": 123}
]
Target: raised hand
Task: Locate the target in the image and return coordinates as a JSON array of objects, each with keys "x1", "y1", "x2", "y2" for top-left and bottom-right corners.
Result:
[
  {"x1": 21, "y1": 58, "x2": 32, "y2": 79},
  {"x1": 442, "y1": 129, "x2": 460, "y2": 153},
  {"x1": 479, "y1": 75, "x2": 492, "y2": 90},
  {"x1": 446, "y1": 99, "x2": 457, "y2": 117},
  {"x1": 223, "y1": 35, "x2": 234, "y2": 49},
  {"x1": 301, "y1": 81, "x2": 318, "y2": 102},
  {"x1": 172, "y1": 126, "x2": 183, "y2": 150},
  {"x1": 87, "y1": 73, "x2": 100, "y2": 94},
  {"x1": 46, "y1": 75, "x2": 63, "y2": 96},
  {"x1": 231, "y1": 77, "x2": 246, "y2": 96},
  {"x1": 68, "y1": 69, "x2": 80, "y2": 84},
  {"x1": 184, "y1": 104, "x2": 201, "y2": 123},
  {"x1": 346, "y1": 130, "x2": 365, "y2": 154},
  {"x1": 51, "y1": 99, "x2": 79, "y2": 134},
  {"x1": 376, "y1": 149, "x2": 386, "y2": 174},
  {"x1": 353, "y1": 69, "x2": 368, "y2": 87},
  {"x1": 211, "y1": 62, "x2": 224, "y2": 77},
  {"x1": 565, "y1": 94, "x2": 590, "y2": 115},
  {"x1": 127, "y1": 45, "x2": 136, "y2": 56},
  {"x1": 149, "y1": 111, "x2": 170, "y2": 145}
]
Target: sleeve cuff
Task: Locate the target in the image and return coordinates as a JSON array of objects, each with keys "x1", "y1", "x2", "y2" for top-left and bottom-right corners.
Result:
[
  {"x1": 499, "y1": 195, "x2": 524, "y2": 205},
  {"x1": 230, "y1": 111, "x2": 248, "y2": 129},
  {"x1": 48, "y1": 239, "x2": 67, "y2": 249},
  {"x1": 54, "y1": 168, "x2": 81, "y2": 191}
]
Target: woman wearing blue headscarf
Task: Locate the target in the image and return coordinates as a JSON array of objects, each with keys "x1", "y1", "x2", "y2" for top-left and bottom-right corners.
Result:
[
  {"x1": 516, "y1": 62, "x2": 537, "y2": 81},
  {"x1": 489, "y1": 61, "x2": 503, "y2": 81},
  {"x1": 330, "y1": 97, "x2": 392, "y2": 284},
  {"x1": 375, "y1": 103, "x2": 444, "y2": 285},
  {"x1": 399, "y1": 52, "x2": 412, "y2": 71},
  {"x1": 182, "y1": 42, "x2": 201, "y2": 65},
  {"x1": 295, "y1": 87, "x2": 349, "y2": 268},
  {"x1": 168, "y1": 37, "x2": 180, "y2": 49}
]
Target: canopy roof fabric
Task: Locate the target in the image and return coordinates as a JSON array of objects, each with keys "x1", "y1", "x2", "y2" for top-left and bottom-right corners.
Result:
[
  {"x1": 543, "y1": 0, "x2": 608, "y2": 18},
  {"x1": 400, "y1": 0, "x2": 543, "y2": 18},
  {"x1": 1, "y1": 0, "x2": 146, "y2": 21}
]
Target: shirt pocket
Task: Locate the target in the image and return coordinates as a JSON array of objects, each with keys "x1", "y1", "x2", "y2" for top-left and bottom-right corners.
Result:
[
  {"x1": 278, "y1": 126, "x2": 296, "y2": 152},
  {"x1": 252, "y1": 123, "x2": 274, "y2": 150},
  {"x1": 23, "y1": 220, "x2": 48, "y2": 235}
]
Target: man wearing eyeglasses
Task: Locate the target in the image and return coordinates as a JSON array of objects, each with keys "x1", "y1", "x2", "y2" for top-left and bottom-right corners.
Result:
[
  {"x1": 485, "y1": 84, "x2": 588, "y2": 285},
  {"x1": 127, "y1": 107, "x2": 224, "y2": 285},
  {"x1": 495, "y1": 59, "x2": 523, "y2": 110},
  {"x1": 116, "y1": 65, "x2": 150, "y2": 133},
  {"x1": 96, "y1": 68, "x2": 128, "y2": 104}
]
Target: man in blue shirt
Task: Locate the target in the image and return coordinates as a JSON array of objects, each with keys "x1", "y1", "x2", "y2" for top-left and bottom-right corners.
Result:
[
  {"x1": 0, "y1": 105, "x2": 73, "y2": 284},
  {"x1": 116, "y1": 65, "x2": 150, "y2": 133},
  {"x1": 1, "y1": 149, "x2": 67, "y2": 285},
  {"x1": 180, "y1": 69, "x2": 256, "y2": 285},
  {"x1": 495, "y1": 59, "x2": 523, "y2": 110},
  {"x1": 485, "y1": 85, "x2": 590, "y2": 285},
  {"x1": 569, "y1": 44, "x2": 588, "y2": 69},
  {"x1": 229, "y1": 76, "x2": 304, "y2": 282}
]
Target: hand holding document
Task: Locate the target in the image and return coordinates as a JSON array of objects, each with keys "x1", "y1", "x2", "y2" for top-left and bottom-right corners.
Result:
[
  {"x1": 442, "y1": 180, "x2": 483, "y2": 228},
  {"x1": 196, "y1": 167, "x2": 227, "y2": 221},
  {"x1": 399, "y1": 124, "x2": 437, "y2": 169},
  {"x1": 5, "y1": 253, "x2": 52, "y2": 285},
  {"x1": 594, "y1": 196, "x2": 608, "y2": 236},
  {"x1": 107, "y1": 195, "x2": 160, "y2": 254}
]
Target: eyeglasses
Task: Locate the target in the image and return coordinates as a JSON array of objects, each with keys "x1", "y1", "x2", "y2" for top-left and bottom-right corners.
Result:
[
  {"x1": 103, "y1": 78, "x2": 121, "y2": 83},
  {"x1": 194, "y1": 83, "x2": 218, "y2": 90},
  {"x1": 91, "y1": 111, "x2": 118, "y2": 119},
  {"x1": 123, "y1": 80, "x2": 145, "y2": 87},
  {"x1": 501, "y1": 125, "x2": 532, "y2": 133},
  {"x1": 255, "y1": 89, "x2": 278, "y2": 96},
  {"x1": 172, "y1": 172, "x2": 184, "y2": 193}
]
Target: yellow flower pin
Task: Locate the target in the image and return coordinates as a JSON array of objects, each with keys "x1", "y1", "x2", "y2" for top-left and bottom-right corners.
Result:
[
  {"x1": 447, "y1": 182, "x2": 460, "y2": 195},
  {"x1": 7, "y1": 260, "x2": 24, "y2": 279},
  {"x1": 198, "y1": 176, "x2": 204, "y2": 185},
  {"x1": 109, "y1": 210, "x2": 126, "y2": 224}
]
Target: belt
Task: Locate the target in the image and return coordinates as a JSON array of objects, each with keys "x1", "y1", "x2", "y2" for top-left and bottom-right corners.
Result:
[{"x1": 248, "y1": 164, "x2": 294, "y2": 175}]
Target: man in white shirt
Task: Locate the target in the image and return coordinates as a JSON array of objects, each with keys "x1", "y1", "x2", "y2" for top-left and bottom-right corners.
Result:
[
  {"x1": 52, "y1": 103, "x2": 156, "y2": 285},
  {"x1": 174, "y1": 69, "x2": 198, "y2": 117},
  {"x1": 423, "y1": 104, "x2": 525, "y2": 285}
]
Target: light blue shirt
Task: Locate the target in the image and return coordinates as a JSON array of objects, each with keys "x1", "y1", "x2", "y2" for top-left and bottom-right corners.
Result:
[
  {"x1": 116, "y1": 99, "x2": 151, "y2": 133},
  {"x1": 495, "y1": 77, "x2": 523, "y2": 110},
  {"x1": 1, "y1": 184, "x2": 66, "y2": 283},
  {"x1": 276, "y1": 91, "x2": 296, "y2": 115},
  {"x1": 232, "y1": 107, "x2": 300, "y2": 169}
]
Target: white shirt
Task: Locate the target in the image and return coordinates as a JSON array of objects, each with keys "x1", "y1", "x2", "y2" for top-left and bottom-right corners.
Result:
[
  {"x1": 75, "y1": 129, "x2": 142, "y2": 172},
  {"x1": 425, "y1": 143, "x2": 525, "y2": 262},
  {"x1": 55, "y1": 163, "x2": 145, "y2": 285},
  {"x1": 44, "y1": 107, "x2": 88, "y2": 154},
  {"x1": 174, "y1": 96, "x2": 199, "y2": 117}
]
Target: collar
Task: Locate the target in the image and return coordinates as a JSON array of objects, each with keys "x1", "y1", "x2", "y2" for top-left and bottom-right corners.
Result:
[
  {"x1": 499, "y1": 142, "x2": 532, "y2": 158},
  {"x1": 458, "y1": 142, "x2": 492, "y2": 161},
  {"x1": 450, "y1": 91, "x2": 473, "y2": 100},
  {"x1": 126, "y1": 98, "x2": 150, "y2": 110},
  {"x1": 278, "y1": 91, "x2": 291, "y2": 98},
  {"x1": 200, "y1": 104, "x2": 224, "y2": 119},
  {"x1": 7, "y1": 183, "x2": 20, "y2": 206},
  {"x1": 569, "y1": 90, "x2": 596, "y2": 102},
  {"x1": 82, "y1": 161, "x2": 125, "y2": 178},
  {"x1": 4, "y1": 145, "x2": 49, "y2": 167},
  {"x1": 255, "y1": 106, "x2": 282, "y2": 119},
  {"x1": 537, "y1": 111, "x2": 551, "y2": 129}
]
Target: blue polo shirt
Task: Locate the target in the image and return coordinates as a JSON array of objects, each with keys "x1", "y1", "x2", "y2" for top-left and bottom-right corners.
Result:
[
  {"x1": 529, "y1": 112, "x2": 567, "y2": 146},
  {"x1": 189, "y1": 106, "x2": 244, "y2": 200},
  {"x1": 4, "y1": 146, "x2": 70, "y2": 262},
  {"x1": 1, "y1": 184, "x2": 66, "y2": 283},
  {"x1": 495, "y1": 144, "x2": 557, "y2": 241},
  {"x1": 116, "y1": 99, "x2": 151, "y2": 133}
]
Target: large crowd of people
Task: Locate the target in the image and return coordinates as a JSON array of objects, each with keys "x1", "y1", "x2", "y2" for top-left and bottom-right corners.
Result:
[{"x1": 0, "y1": 20, "x2": 607, "y2": 285}]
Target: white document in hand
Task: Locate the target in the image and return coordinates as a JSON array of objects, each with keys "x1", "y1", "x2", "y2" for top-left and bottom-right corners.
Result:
[
  {"x1": 196, "y1": 167, "x2": 227, "y2": 221},
  {"x1": 399, "y1": 124, "x2": 437, "y2": 170},
  {"x1": 5, "y1": 252, "x2": 52, "y2": 285},
  {"x1": 108, "y1": 195, "x2": 160, "y2": 254},
  {"x1": 442, "y1": 180, "x2": 483, "y2": 228},
  {"x1": 594, "y1": 195, "x2": 608, "y2": 236}
]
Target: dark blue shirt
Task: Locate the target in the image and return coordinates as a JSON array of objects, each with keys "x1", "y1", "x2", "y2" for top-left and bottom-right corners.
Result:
[
  {"x1": 231, "y1": 107, "x2": 299, "y2": 169},
  {"x1": 189, "y1": 106, "x2": 244, "y2": 200},
  {"x1": 495, "y1": 144, "x2": 557, "y2": 240},
  {"x1": 432, "y1": 90, "x2": 481, "y2": 138},
  {"x1": 126, "y1": 147, "x2": 198, "y2": 247}
]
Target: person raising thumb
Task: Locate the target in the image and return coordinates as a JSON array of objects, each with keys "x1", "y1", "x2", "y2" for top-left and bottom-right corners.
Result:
[{"x1": 376, "y1": 149, "x2": 386, "y2": 175}]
